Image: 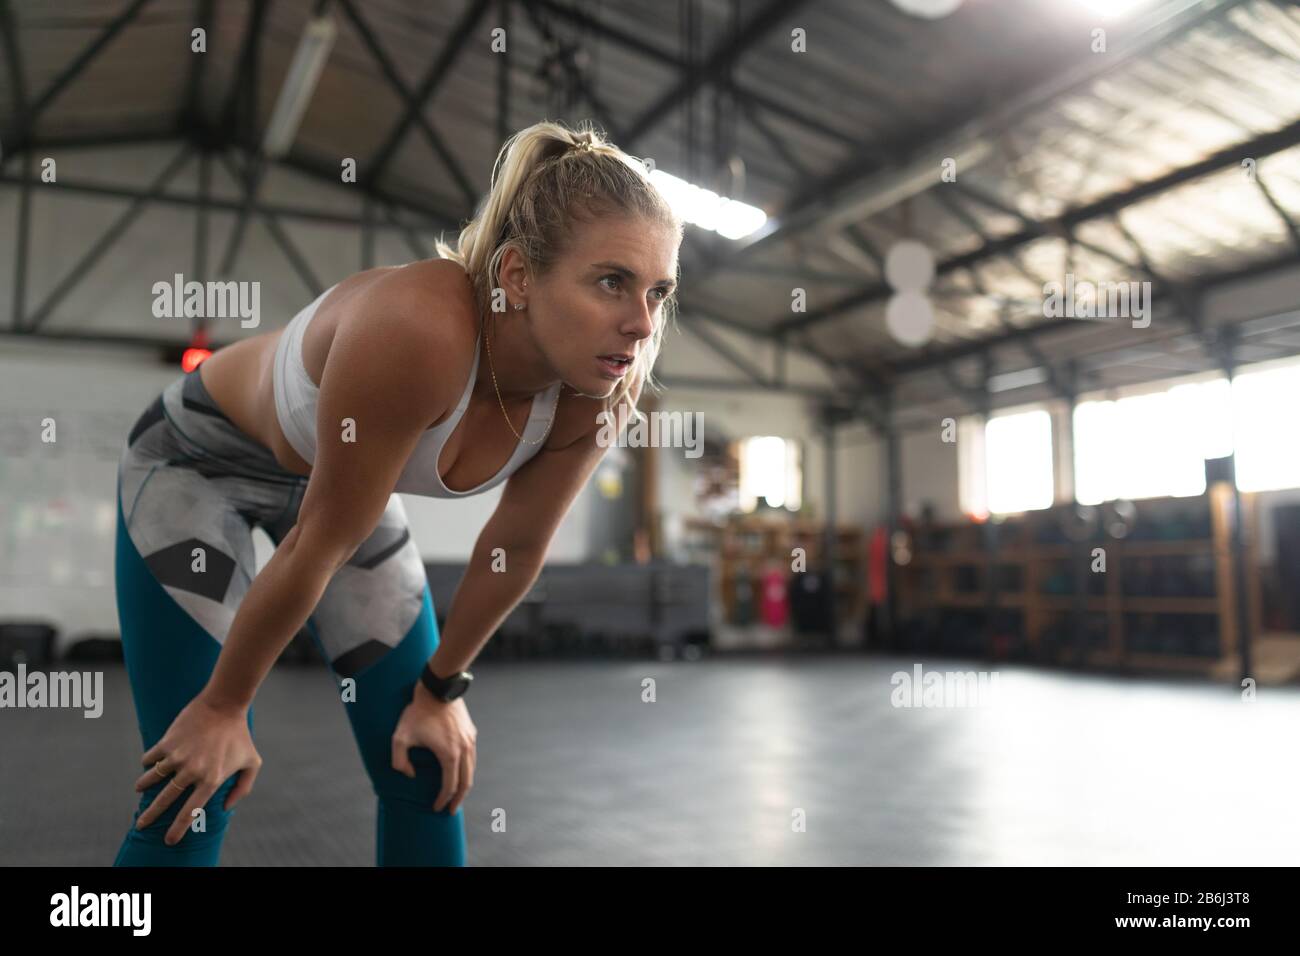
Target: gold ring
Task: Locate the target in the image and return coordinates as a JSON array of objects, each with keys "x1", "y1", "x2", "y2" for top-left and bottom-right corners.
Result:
[{"x1": 151, "y1": 761, "x2": 172, "y2": 779}]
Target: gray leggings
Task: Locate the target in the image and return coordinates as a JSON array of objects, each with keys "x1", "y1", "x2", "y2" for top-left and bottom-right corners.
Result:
[{"x1": 113, "y1": 367, "x2": 465, "y2": 865}]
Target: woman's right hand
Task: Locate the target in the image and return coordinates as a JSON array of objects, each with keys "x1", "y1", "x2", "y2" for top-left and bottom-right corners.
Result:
[{"x1": 132, "y1": 693, "x2": 264, "y2": 847}]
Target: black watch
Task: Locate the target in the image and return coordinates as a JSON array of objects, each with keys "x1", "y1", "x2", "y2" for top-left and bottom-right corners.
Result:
[{"x1": 419, "y1": 663, "x2": 473, "y2": 702}]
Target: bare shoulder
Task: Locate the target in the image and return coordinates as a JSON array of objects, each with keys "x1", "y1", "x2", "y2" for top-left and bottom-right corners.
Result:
[
  {"x1": 330, "y1": 259, "x2": 478, "y2": 426},
  {"x1": 357, "y1": 259, "x2": 477, "y2": 346}
]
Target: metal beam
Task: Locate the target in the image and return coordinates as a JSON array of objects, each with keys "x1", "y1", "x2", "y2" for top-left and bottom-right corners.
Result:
[
  {"x1": 624, "y1": 0, "x2": 812, "y2": 150},
  {"x1": 194, "y1": 146, "x2": 211, "y2": 338},
  {"x1": 776, "y1": 117, "x2": 1300, "y2": 337},
  {"x1": 382, "y1": 201, "x2": 432, "y2": 261},
  {"x1": 0, "y1": 0, "x2": 29, "y2": 139},
  {"x1": 519, "y1": 0, "x2": 628, "y2": 143},
  {"x1": 939, "y1": 362, "x2": 987, "y2": 416},
  {"x1": 265, "y1": 151, "x2": 460, "y2": 231},
  {"x1": 931, "y1": 189, "x2": 1071, "y2": 397},
  {"x1": 655, "y1": 374, "x2": 837, "y2": 399},
  {"x1": 843, "y1": 224, "x2": 885, "y2": 276},
  {"x1": 693, "y1": 0, "x2": 1253, "y2": 287},
  {"x1": 25, "y1": 144, "x2": 195, "y2": 332},
  {"x1": 18, "y1": 0, "x2": 155, "y2": 144},
  {"x1": 216, "y1": 0, "x2": 269, "y2": 274},
  {"x1": 2, "y1": 0, "x2": 31, "y2": 332},
  {"x1": 260, "y1": 211, "x2": 325, "y2": 298},
  {"x1": 678, "y1": 316, "x2": 773, "y2": 388},
  {"x1": 523, "y1": 0, "x2": 858, "y2": 150},
  {"x1": 181, "y1": 0, "x2": 215, "y2": 130},
  {"x1": 337, "y1": 0, "x2": 478, "y2": 209},
  {"x1": 888, "y1": 246, "x2": 1300, "y2": 386},
  {"x1": 366, "y1": 0, "x2": 492, "y2": 184},
  {"x1": 497, "y1": 0, "x2": 511, "y2": 145},
  {"x1": 734, "y1": 91, "x2": 813, "y2": 181},
  {"x1": 712, "y1": 261, "x2": 868, "y2": 285},
  {"x1": 887, "y1": 318, "x2": 1081, "y2": 376},
  {"x1": 672, "y1": 296, "x2": 888, "y2": 409},
  {"x1": 1110, "y1": 211, "x2": 1206, "y2": 343},
  {"x1": 1, "y1": 129, "x2": 181, "y2": 167},
  {"x1": 0, "y1": 164, "x2": 451, "y2": 232},
  {"x1": 10, "y1": 151, "x2": 32, "y2": 332},
  {"x1": 217, "y1": 0, "x2": 266, "y2": 137},
  {"x1": 930, "y1": 186, "x2": 1038, "y2": 288},
  {"x1": 361, "y1": 194, "x2": 375, "y2": 270},
  {"x1": 1255, "y1": 171, "x2": 1300, "y2": 254},
  {"x1": 217, "y1": 151, "x2": 323, "y2": 297}
]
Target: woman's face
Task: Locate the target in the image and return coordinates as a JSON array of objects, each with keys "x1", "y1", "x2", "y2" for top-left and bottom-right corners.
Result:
[{"x1": 515, "y1": 215, "x2": 680, "y2": 398}]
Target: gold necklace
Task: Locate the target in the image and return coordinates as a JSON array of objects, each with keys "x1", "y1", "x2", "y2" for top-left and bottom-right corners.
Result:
[{"x1": 482, "y1": 315, "x2": 561, "y2": 444}]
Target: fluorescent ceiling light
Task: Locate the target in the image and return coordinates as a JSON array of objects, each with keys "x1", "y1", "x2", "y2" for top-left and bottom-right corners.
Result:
[
  {"x1": 648, "y1": 169, "x2": 767, "y2": 240},
  {"x1": 890, "y1": 0, "x2": 964, "y2": 18},
  {"x1": 263, "y1": 14, "x2": 337, "y2": 160}
]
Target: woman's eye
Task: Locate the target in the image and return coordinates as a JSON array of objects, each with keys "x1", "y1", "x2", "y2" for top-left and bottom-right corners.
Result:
[{"x1": 600, "y1": 275, "x2": 621, "y2": 291}]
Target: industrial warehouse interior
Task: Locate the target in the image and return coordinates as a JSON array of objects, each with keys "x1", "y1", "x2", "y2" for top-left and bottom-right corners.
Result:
[{"x1": 2, "y1": 0, "x2": 1299, "y2": 883}]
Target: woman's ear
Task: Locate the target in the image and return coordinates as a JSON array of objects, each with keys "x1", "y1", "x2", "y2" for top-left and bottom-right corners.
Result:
[{"x1": 496, "y1": 247, "x2": 531, "y2": 306}]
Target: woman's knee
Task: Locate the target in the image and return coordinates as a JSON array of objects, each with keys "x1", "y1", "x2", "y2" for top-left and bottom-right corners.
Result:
[
  {"x1": 124, "y1": 775, "x2": 239, "y2": 850},
  {"x1": 369, "y1": 744, "x2": 457, "y2": 814}
]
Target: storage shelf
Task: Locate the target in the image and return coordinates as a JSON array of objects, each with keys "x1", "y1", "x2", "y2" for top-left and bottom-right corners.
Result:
[
  {"x1": 707, "y1": 516, "x2": 866, "y2": 640},
  {"x1": 894, "y1": 488, "x2": 1262, "y2": 675},
  {"x1": 1117, "y1": 539, "x2": 1216, "y2": 556}
]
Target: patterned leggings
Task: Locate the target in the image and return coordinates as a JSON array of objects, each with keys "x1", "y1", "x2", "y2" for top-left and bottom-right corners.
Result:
[{"x1": 113, "y1": 367, "x2": 465, "y2": 866}]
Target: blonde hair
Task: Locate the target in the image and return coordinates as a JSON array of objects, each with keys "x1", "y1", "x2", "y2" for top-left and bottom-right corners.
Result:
[{"x1": 434, "y1": 120, "x2": 683, "y2": 416}]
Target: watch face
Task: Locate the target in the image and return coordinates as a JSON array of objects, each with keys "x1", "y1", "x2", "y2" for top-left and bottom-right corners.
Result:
[{"x1": 445, "y1": 678, "x2": 469, "y2": 700}]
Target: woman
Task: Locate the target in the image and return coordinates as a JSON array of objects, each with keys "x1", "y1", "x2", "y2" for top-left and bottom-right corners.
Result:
[{"x1": 112, "y1": 120, "x2": 684, "y2": 866}]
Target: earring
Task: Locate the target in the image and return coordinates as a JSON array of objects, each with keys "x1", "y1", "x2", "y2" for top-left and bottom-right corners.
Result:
[{"x1": 513, "y1": 302, "x2": 526, "y2": 311}]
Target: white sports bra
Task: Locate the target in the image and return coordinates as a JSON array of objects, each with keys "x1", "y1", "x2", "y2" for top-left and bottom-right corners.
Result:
[{"x1": 272, "y1": 285, "x2": 562, "y2": 498}]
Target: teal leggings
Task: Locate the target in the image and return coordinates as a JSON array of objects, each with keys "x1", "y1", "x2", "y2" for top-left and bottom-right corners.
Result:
[{"x1": 113, "y1": 369, "x2": 466, "y2": 866}]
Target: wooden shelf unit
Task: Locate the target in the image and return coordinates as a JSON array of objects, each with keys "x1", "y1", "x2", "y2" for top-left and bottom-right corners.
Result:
[
  {"x1": 896, "y1": 489, "x2": 1263, "y2": 674},
  {"x1": 684, "y1": 515, "x2": 867, "y2": 635}
]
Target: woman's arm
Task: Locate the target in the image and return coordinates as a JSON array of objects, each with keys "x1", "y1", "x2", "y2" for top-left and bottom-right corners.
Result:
[
  {"x1": 203, "y1": 302, "x2": 458, "y2": 711},
  {"x1": 201, "y1": 526, "x2": 345, "y2": 712},
  {"x1": 427, "y1": 387, "x2": 640, "y2": 676}
]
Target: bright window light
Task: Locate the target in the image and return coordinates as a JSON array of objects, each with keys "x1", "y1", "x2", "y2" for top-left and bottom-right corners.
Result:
[
  {"x1": 984, "y1": 410, "x2": 1054, "y2": 514},
  {"x1": 648, "y1": 169, "x2": 767, "y2": 240},
  {"x1": 957, "y1": 415, "x2": 989, "y2": 519},
  {"x1": 738, "y1": 436, "x2": 801, "y2": 512},
  {"x1": 1073, "y1": 379, "x2": 1233, "y2": 505},
  {"x1": 1233, "y1": 363, "x2": 1300, "y2": 492}
]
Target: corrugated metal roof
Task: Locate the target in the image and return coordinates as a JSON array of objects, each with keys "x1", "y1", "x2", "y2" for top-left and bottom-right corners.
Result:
[{"x1": 3, "y1": 0, "x2": 1300, "y2": 399}]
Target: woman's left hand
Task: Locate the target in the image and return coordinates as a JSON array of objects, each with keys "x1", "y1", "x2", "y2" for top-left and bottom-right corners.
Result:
[{"x1": 391, "y1": 684, "x2": 477, "y2": 814}]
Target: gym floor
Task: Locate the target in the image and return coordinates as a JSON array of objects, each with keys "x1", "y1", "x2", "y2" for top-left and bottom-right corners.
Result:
[{"x1": 5, "y1": 656, "x2": 1297, "y2": 866}]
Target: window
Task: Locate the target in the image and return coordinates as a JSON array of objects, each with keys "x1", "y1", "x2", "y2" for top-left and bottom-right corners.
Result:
[
  {"x1": 957, "y1": 357, "x2": 1300, "y2": 516},
  {"x1": 1233, "y1": 362, "x2": 1300, "y2": 493},
  {"x1": 959, "y1": 409, "x2": 1054, "y2": 516},
  {"x1": 1073, "y1": 379, "x2": 1234, "y2": 505},
  {"x1": 738, "y1": 436, "x2": 802, "y2": 512}
]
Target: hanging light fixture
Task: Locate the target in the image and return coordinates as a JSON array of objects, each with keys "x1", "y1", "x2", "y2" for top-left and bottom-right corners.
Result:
[{"x1": 889, "y1": 0, "x2": 965, "y2": 19}]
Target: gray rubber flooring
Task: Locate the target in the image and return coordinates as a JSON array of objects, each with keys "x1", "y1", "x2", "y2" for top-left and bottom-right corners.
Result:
[{"x1": 3, "y1": 655, "x2": 1298, "y2": 866}]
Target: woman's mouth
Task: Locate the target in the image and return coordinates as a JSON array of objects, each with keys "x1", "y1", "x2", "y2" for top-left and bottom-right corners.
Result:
[{"x1": 597, "y1": 355, "x2": 632, "y2": 378}]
